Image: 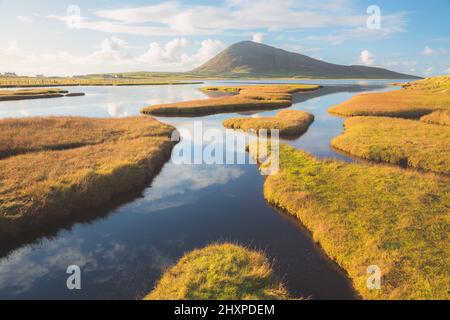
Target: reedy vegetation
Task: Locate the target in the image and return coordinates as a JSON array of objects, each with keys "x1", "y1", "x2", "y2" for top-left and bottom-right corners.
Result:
[
  {"x1": 0, "y1": 76, "x2": 202, "y2": 88},
  {"x1": 329, "y1": 75, "x2": 450, "y2": 118},
  {"x1": 0, "y1": 116, "x2": 176, "y2": 240},
  {"x1": 146, "y1": 243, "x2": 290, "y2": 300},
  {"x1": 252, "y1": 143, "x2": 449, "y2": 300},
  {"x1": 141, "y1": 84, "x2": 320, "y2": 116},
  {"x1": 223, "y1": 110, "x2": 314, "y2": 138},
  {"x1": 0, "y1": 88, "x2": 84, "y2": 101},
  {"x1": 420, "y1": 110, "x2": 450, "y2": 126},
  {"x1": 331, "y1": 116, "x2": 450, "y2": 175}
]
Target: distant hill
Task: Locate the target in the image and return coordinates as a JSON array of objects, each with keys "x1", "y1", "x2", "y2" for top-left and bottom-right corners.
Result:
[{"x1": 193, "y1": 41, "x2": 420, "y2": 79}]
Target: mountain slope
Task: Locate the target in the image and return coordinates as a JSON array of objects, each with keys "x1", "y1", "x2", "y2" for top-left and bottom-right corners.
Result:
[{"x1": 193, "y1": 41, "x2": 420, "y2": 79}]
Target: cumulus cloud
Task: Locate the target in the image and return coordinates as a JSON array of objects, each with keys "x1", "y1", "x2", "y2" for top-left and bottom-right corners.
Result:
[
  {"x1": 139, "y1": 38, "x2": 189, "y2": 65},
  {"x1": 0, "y1": 37, "x2": 224, "y2": 76},
  {"x1": 252, "y1": 33, "x2": 264, "y2": 43},
  {"x1": 360, "y1": 49, "x2": 374, "y2": 65}
]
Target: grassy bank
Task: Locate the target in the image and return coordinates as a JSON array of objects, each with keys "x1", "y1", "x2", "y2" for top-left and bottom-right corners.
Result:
[
  {"x1": 329, "y1": 75, "x2": 450, "y2": 118},
  {"x1": 0, "y1": 76, "x2": 202, "y2": 88},
  {"x1": 420, "y1": 110, "x2": 450, "y2": 126},
  {"x1": 331, "y1": 117, "x2": 450, "y2": 175},
  {"x1": 0, "y1": 88, "x2": 78, "y2": 101},
  {"x1": 253, "y1": 143, "x2": 449, "y2": 300},
  {"x1": 141, "y1": 84, "x2": 320, "y2": 116},
  {"x1": 223, "y1": 110, "x2": 314, "y2": 138},
  {"x1": 0, "y1": 88, "x2": 85, "y2": 101},
  {"x1": 145, "y1": 243, "x2": 290, "y2": 300},
  {"x1": 0, "y1": 116, "x2": 176, "y2": 240}
]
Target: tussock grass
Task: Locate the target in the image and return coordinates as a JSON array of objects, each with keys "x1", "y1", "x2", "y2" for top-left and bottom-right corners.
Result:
[
  {"x1": 145, "y1": 243, "x2": 290, "y2": 300},
  {"x1": 329, "y1": 75, "x2": 450, "y2": 118},
  {"x1": 254, "y1": 143, "x2": 449, "y2": 300},
  {"x1": 0, "y1": 88, "x2": 70, "y2": 101},
  {"x1": 0, "y1": 77, "x2": 202, "y2": 88},
  {"x1": 420, "y1": 110, "x2": 450, "y2": 126},
  {"x1": 0, "y1": 116, "x2": 173, "y2": 159},
  {"x1": 0, "y1": 116, "x2": 176, "y2": 239},
  {"x1": 141, "y1": 84, "x2": 320, "y2": 116},
  {"x1": 223, "y1": 110, "x2": 314, "y2": 137},
  {"x1": 331, "y1": 117, "x2": 450, "y2": 175}
]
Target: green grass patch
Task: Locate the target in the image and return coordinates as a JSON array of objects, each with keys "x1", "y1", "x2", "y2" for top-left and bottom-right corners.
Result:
[
  {"x1": 145, "y1": 243, "x2": 290, "y2": 300},
  {"x1": 254, "y1": 143, "x2": 449, "y2": 300},
  {"x1": 331, "y1": 117, "x2": 450, "y2": 175}
]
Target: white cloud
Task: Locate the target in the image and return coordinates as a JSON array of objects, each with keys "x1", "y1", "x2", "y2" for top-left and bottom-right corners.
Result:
[
  {"x1": 191, "y1": 39, "x2": 225, "y2": 63},
  {"x1": 0, "y1": 37, "x2": 224, "y2": 76},
  {"x1": 360, "y1": 49, "x2": 374, "y2": 65},
  {"x1": 139, "y1": 38, "x2": 188, "y2": 65},
  {"x1": 47, "y1": 0, "x2": 407, "y2": 38},
  {"x1": 422, "y1": 46, "x2": 448, "y2": 56},
  {"x1": 17, "y1": 16, "x2": 33, "y2": 24},
  {"x1": 95, "y1": 1, "x2": 180, "y2": 24},
  {"x1": 445, "y1": 67, "x2": 450, "y2": 73},
  {"x1": 252, "y1": 33, "x2": 264, "y2": 43},
  {"x1": 306, "y1": 12, "x2": 407, "y2": 44},
  {"x1": 422, "y1": 46, "x2": 434, "y2": 56}
]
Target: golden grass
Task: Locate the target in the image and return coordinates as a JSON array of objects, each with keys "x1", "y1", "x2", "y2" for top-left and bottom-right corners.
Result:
[
  {"x1": 0, "y1": 77, "x2": 202, "y2": 88},
  {"x1": 329, "y1": 75, "x2": 450, "y2": 118},
  {"x1": 331, "y1": 117, "x2": 450, "y2": 175},
  {"x1": 420, "y1": 110, "x2": 450, "y2": 126},
  {"x1": 141, "y1": 84, "x2": 320, "y2": 116},
  {"x1": 0, "y1": 88, "x2": 71, "y2": 101},
  {"x1": 0, "y1": 116, "x2": 176, "y2": 239},
  {"x1": 253, "y1": 143, "x2": 449, "y2": 300},
  {"x1": 223, "y1": 110, "x2": 314, "y2": 137},
  {"x1": 145, "y1": 243, "x2": 290, "y2": 300},
  {"x1": 0, "y1": 116, "x2": 173, "y2": 159},
  {"x1": 401, "y1": 75, "x2": 450, "y2": 92}
]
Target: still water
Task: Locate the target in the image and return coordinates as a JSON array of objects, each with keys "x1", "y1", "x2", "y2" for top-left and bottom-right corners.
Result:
[{"x1": 0, "y1": 80, "x2": 402, "y2": 299}]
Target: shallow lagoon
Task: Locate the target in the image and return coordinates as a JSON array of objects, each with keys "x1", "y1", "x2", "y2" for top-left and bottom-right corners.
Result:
[{"x1": 0, "y1": 79, "x2": 404, "y2": 299}]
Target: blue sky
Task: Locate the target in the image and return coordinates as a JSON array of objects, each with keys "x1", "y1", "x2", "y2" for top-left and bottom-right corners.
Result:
[{"x1": 0, "y1": 0, "x2": 449, "y2": 76}]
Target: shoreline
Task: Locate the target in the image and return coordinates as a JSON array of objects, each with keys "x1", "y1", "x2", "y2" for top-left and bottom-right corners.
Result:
[
  {"x1": 0, "y1": 116, "x2": 179, "y2": 244},
  {"x1": 142, "y1": 84, "x2": 321, "y2": 117}
]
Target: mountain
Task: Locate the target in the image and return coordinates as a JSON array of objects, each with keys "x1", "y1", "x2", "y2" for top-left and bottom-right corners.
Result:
[{"x1": 192, "y1": 41, "x2": 420, "y2": 79}]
